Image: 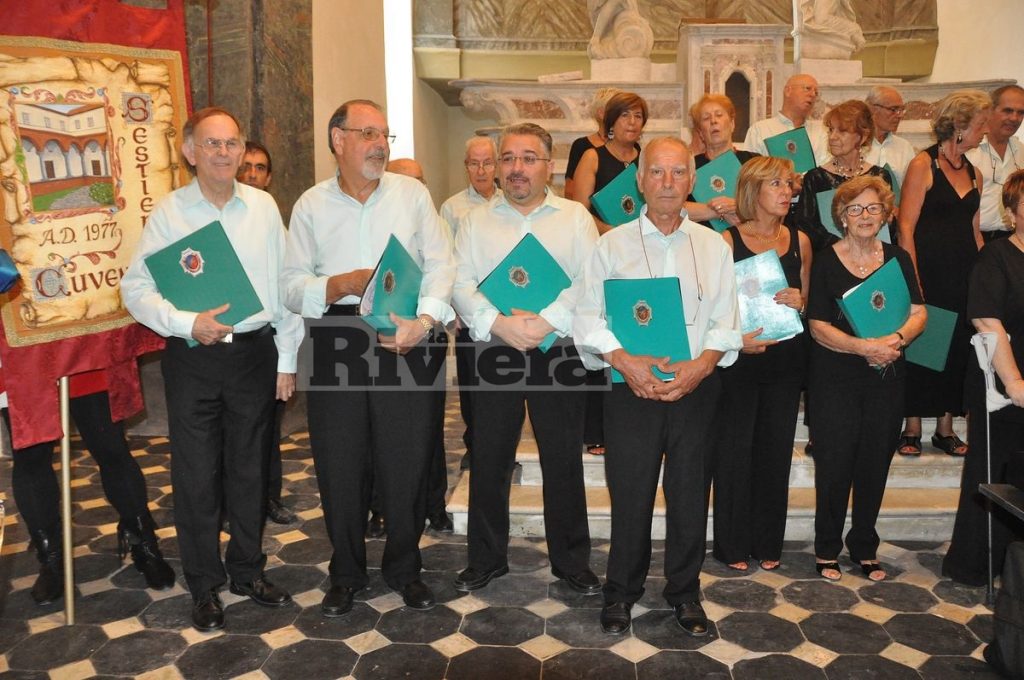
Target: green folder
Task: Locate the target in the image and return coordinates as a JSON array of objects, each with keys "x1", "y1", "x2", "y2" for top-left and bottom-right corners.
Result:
[
  {"x1": 765, "y1": 127, "x2": 816, "y2": 173},
  {"x1": 590, "y1": 164, "x2": 645, "y2": 227},
  {"x1": 734, "y1": 250, "x2": 804, "y2": 341},
  {"x1": 906, "y1": 304, "x2": 957, "y2": 371},
  {"x1": 837, "y1": 257, "x2": 911, "y2": 338},
  {"x1": 815, "y1": 189, "x2": 842, "y2": 239},
  {"x1": 692, "y1": 151, "x2": 742, "y2": 233},
  {"x1": 478, "y1": 233, "x2": 571, "y2": 352},
  {"x1": 144, "y1": 220, "x2": 263, "y2": 347},
  {"x1": 604, "y1": 277, "x2": 690, "y2": 383},
  {"x1": 359, "y1": 234, "x2": 424, "y2": 333},
  {"x1": 883, "y1": 163, "x2": 902, "y2": 204}
]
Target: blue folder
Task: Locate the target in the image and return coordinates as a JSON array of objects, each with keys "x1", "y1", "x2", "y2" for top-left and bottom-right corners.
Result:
[
  {"x1": 692, "y1": 151, "x2": 742, "y2": 233},
  {"x1": 837, "y1": 257, "x2": 911, "y2": 338},
  {"x1": 765, "y1": 127, "x2": 816, "y2": 173},
  {"x1": 359, "y1": 234, "x2": 423, "y2": 333},
  {"x1": 590, "y1": 164, "x2": 645, "y2": 227},
  {"x1": 733, "y1": 250, "x2": 804, "y2": 341},
  {"x1": 604, "y1": 277, "x2": 690, "y2": 383}
]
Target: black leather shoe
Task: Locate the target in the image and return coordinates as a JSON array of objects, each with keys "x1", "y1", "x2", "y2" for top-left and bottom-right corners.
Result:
[
  {"x1": 192, "y1": 591, "x2": 225, "y2": 631},
  {"x1": 229, "y1": 576, "x2": 291, "y2": 607},
  {"x1": 553, "y1": 567, "x2": 601, "y2": 595},
  {"x1": 428, "y1": 511, "x2": 454, "y2": 533},
  {"x1": 266, "y1": 499, "x2": 297, "y2": 525},
  {"x1": 321, "y1": 585, "x2": 356, "y2": 617},
  {"x1": 400, "y1": 580, "x2": 436, "y2": 610},
  {"x1": 674, "y1": 600, "x2": 709, "y2": 637},
  {"x1": 29, "y1": 529, "x2": 64, "y2": 605},
  {"x1": 366, "y1": 512, "x2": 386, "y2": 539},
  {"x1": 454, "y1": 565, "x2": 509, "y2": 592},
  {"x1": 600, "y1": 601, "x2": 632, "y2": 634},
  {"x1": 118, "y1": 517, "x2": 175, "y2": 591}
]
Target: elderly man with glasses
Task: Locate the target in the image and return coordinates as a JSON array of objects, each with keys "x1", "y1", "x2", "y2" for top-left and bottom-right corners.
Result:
[
  {"x1": 863, "y1": 86, "x2": 916, "y2": 190},
  {"x1": 122, "y1": 106, "x2": 304, "y2": 631},
  {"x1": 968, "y1": 85, "x2": 1024, "y2": 243}
]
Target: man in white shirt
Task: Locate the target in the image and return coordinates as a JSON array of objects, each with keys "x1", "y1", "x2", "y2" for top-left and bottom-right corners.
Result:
[
  {"x1": 863, "y1": 86, "x2": 916, "y2": 189},
  {"x1": 122, "y1": 107, "x2": 303, "y2": 632},
  {"x1": 452, "y1": 122, "x2": 600, "y2": 595},
  {"x1": 574, "y1": 136, "x2": 742, "y2": 637},
  {"x1": 744, "y1": 73, "x2": 829, "y2": 166},
  {"x1": 282, "y1": 99, "x2": 455, "y2": 617},
  {"x1": 440, "y1": 136, "x2": 503, "y2": 469},
  {"x1": 967, "y1": 84, "x2": 1024, "y2": 242}
]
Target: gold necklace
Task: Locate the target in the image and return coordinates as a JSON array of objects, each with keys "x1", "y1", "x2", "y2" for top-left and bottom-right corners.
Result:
[{"x1": 744, "y1": 221, "x2": 784, "y2": 244}]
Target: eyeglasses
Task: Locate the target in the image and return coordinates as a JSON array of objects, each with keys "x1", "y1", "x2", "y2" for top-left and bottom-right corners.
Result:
[
  {"x1": 844, "y1": 203, "x2": 886, "y2": 216},
  {"x1": 340, "y1": 127, "x2": 396, "y2": 144},
  {"x1": 873, "y1": 103, "x2": 906, "y2": 115},
  {"x1": 196, "y1": 138, "x2": 242, "y2": 153},
  {"x1": 499, "y1": 154, "x2": 550, "y2": 167},
  {"x1": 465, "y1": 160, "x2": 496, "y2": 170}
]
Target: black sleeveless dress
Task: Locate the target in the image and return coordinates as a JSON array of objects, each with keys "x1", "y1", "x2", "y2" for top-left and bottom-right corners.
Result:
[{"x1": 905, "y1": 145, "x2": 980, "y2": 416}]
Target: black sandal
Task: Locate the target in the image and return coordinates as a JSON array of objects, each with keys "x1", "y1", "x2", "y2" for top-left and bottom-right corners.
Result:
[
  {"x1": 896, "y1": 434, "x2": 921, "y2": 456},
  {"x1": 816, "y1": 561, "x2": 841, "y2": 582},
  {"x1": 860, "y1": 561, "x2": 886, "y2": 581},
  {"x1": 931, "y1": 433, "x2": 967, "y2": 456}
]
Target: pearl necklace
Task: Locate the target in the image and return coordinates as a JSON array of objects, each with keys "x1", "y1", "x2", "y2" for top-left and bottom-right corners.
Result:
[
  {"x1": 849, "y1": 243, "x2": 882, "y2": 276},
  {"x1": 832, "y1": 154, "x2": 865, "y2": 178}
]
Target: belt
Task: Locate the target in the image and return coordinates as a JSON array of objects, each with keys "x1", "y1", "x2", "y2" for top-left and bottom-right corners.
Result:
[
  {"x1": 232, "y1": 324, "x2": 273, "y2": 341},
  {"x1": 326, "y1": 304, "x2": 360, "y2": 317}
]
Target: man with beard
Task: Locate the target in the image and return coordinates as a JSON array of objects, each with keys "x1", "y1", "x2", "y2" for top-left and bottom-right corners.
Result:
[
  {"x1": 452, "y1": 122, "x2": 600, "y2": 595},
  {"x1": 282, "y1": 99, "x2": 455, "y2": 616}
]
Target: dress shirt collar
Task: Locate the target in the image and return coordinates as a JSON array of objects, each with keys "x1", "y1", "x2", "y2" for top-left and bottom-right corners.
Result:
[
  {"x1": 467, "y1": 183, "x2": 500, "y2": 202},
  {"x1": 775, "y1": 112, "x2": 796, "y2": 127},
  {"x1": 637, "y1": 204, "x2": 693, "y2": 242},
  {"x1": 493, "y1": 186, "x2": 560, "y2": 218},
  {"x1": 332, "y1": 170, "x2": 396, "y2": 206},
  {"x1": 977, "y1": 134, "x2": 1022, "y2": 161},
  {"x1": 180, "y1": 177, "x2": 246, "y2": 209}
]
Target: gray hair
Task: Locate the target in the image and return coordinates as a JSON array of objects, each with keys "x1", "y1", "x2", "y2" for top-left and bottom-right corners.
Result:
[
  {"x1": 464, "y1": 135, "x2": 497, "y2": 159},
  {"x1": 500, "y1": 123, "x2": 552, "y2": 156},
  {"x1": 865, "y1": 85, "x2": 902, "y2": 106}
]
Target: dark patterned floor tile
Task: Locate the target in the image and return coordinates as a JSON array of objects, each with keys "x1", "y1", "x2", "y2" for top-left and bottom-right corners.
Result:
[
  {"x1": 918, "y1": 655, "x2": 1002, "y2": 679},
  {"x1": 351, "y1": 569, "x2": 391, "y2": 602},
  {"x1": 157, "y1": 535, "x2": 181, "y2": 559},
  {"x1": 800, "y1": 612, "x2": 892, "y2": 654},
  {"x1": 74, "y1": 588, "x2": 153, "y2": 625},
  {"x1": 701, "y1": 553, "x2": 752, "y2": 579},
  {"x1": 376, "y1": 603, "x2": 461, "y2": 643},
  {"x1": 634, "y1": 577, "x2": 672, "y2": 611},
  {"x1": 148, "y1": 507, "x2": 175, "y2": 529},
  {"x1": 71, "y1": 482, "x2": 110, "y2": 502},
  {"x1": 89, "y1": 629, "x2": 187, "y2": 675},
  {"x1": 70, "y1": 552, "x2": 123, "y2": 583},
  {"x1": 130, "y1": 452, "x2": 170, "y2": 468},
  {"x1": 280, "y1": 493, "x2": 320, "y2": 513},
  {"x1": 420, "y1": 569, "x2": 466, "y2": 605},
  {"x1": 0, "y1": 584, "x2": 78, "y2": 620},
  {"x1": 548, "y1": 578, "x2": 605, "y2": 609},
  {"x1": 351, "y1": 643, "x2": 447, "y2": 680},
  {"x1": 704, "y1": 578, "x2": 778, "y2": 611},
  {"x1": 460, "y1": 606, "x2": 544, "y2": 645},
  {"x1": 265, "y1": 564, "x2": 328, "y2": 595},
  {"x1": 859, "y1": 582, "x2": 939, "y2": 613},
  {"x1": 716, "y1": 611, "x2": 804, "y2": 652},
  {"x1": 153, "y1": 491, "x2": 175, "y2": 509},
  {"x1": 631, "y1": 609, "x2": 720, "y2": 650},
  {"x1": 6, "y1": 624, "x2": 109, "y2": 671},
  {"x1": 141, "y1": 440, "x2": 173, "y2": 455},
  {"x1": 546, "y1": 607, "x2": 623, "y2": 649},
  {"x1": 420, "y1": 542, "x2": 468, "y2": 572},
  {"x1": 885, "y1": 613, "x2": 983, "y2": 656},
  {"x1": 781, "y1": 580, "x2": 859, "y2": 612},
  {"x1": 0, "y1": 671, "x2": 48, "y2": 679},
  {"x1": 364, "y1": 538, "x2": 386, "y2": 566},
  {"x1": 280, "y1": 460, "x2": 308, "y2": 475},
  {"x1": 140, "y1": 471, "x2": 172, "y2": 489},
  {"x1": 140, "y1": 593, "x2": 195, "y2": 630},
  {"x1": 917, "y1": 551, "x2": 945, "y2": 579},
  {"x1": 732, "y1": 653, "x2": 827, "y2": 679},
  {"x1": 292, "y1": 601, "x2": 380, "y2": 640},
  {"x1": 637, "y1": 651, "x2": 730, "y2": 679},
  {"x1": 508, "y1": 544, "x2": 550, "y2": 573},
  {"x1": 889, "y1": 540, "x2": 945, "y2": 552},
  {"x1": 174, "y1": 634, "x2": 270, "y2": 680},
  {"x1": 844, "y1": 560, "x2": 905, "y2": 580},
  {"x1": 223, "y1": 599, "x2": 301, "y2": 634},
  {"x1": 968, "y1": 613, "x2": 994, "y2": 643},
  {"x1": 1, "y1": 547, "x2": 39, "y2": 580},
  {"x1": 933, "y1": 579, "x2": 990, "y2": 608},
  {"x1": 110, "y1": 558, "x2": 183, "y2": 590},
  {"x1": 68, "y1": 524, "x2": 102, "y2": 544},
  {"x1": 287, "y1": 477, "x2": 322, "y2": 496},
  {"x1": 0, "y1": 617, "x2": 31, "y2": 654},
  {"x1": 275, "y1": 537, "x2": 332, "y2": 565},
  {"x1": 447, "y1": 646, "x2": 541, "y2": 680},
  {"x1": 263, "y1": 638, "x2": 358, "y2": 680},
  {"x1": 825, "y1": 654, "x2": 920, "y2": 680},
  {"x1": 542, "y1": 649, "x2": 637, "y2": 680},
  {"x1": 70, "y1": 463, "x2": 98, "y2": 480},
  {"x1": 473, "y1": 573, "x2": 550, "y2": 607}
]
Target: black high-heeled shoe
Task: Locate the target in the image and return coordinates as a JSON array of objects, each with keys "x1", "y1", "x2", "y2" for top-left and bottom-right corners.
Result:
[{"x1": 118, "y1": 516, "x2": 176, "y2": 590}]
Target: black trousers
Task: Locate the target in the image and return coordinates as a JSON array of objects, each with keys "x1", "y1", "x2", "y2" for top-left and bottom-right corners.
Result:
[
  {"x1": 706, "y1": 369, "x2": 802, "y2": 564},
  {"x1": 810, "y1": 374, "x2": 904, "y2": 561},
  {"x1": 266, "y1": 399, "x2": 286, "y2": 503},
  {"x1": 455, "y1": 325, "x2": 475, "y2": 452},
  {"x1": 603, "y1": 375, "x2": 720, "y2": 606},
  {"x1": 467, "y1": 347, "x2": 590, "y2": 574},
  {"x1": 5, "y1": 391, "x2": 151, "y2": 538},
  {"x1": 163, "y1": 332, "x2": 277, "y2": 596}
]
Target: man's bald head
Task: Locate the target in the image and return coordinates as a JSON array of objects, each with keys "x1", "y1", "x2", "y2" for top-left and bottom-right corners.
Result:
[
  {"x1": 387, "y1": 158, "x2": 426, "y2": 184},
  {"x1": 782, "y1": 73, "x2": 819, "y2": 123}
]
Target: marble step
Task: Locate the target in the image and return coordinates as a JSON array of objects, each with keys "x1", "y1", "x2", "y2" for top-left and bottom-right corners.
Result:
[{"x1": 447, "y1": 473, "x2": 960, "y2": 542}]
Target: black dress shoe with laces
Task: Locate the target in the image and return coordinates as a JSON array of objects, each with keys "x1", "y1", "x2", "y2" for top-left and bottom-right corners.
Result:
[
  {"x1": 192, "y1": 590, "x2": 225, "y2": 631},
  {"x1": 453, "y1": 565, "x2": 509, "y2": 592},
  {"x1": 321, "y1": 585, "x2": 357, "y2": 617},
  {"x1": 266, "y1": 498, "x2": 297, "y2": 525},
  {"x1": 552, "y1": 567, "x2": 601, "y2": 595},
  {"x1": 600, "y1": 601, "x2": 632, "y2": 634},
  {"x1": 400, "y1": 580, "x2": 436, "y2": 610},
  {"x1": 366, "y1": 512, "x2": 386, "y2": 539},
  {"x1": 674, "y1": 600, "x2": 709, "y2": 637},
  {"x1": 427, "y1": 511, "x2": 454, "y2": 533},
  {"x1": 229, "y1": 576, "x2": 291, "y2": 607}
]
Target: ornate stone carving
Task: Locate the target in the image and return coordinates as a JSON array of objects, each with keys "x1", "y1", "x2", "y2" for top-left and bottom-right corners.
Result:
[
  {"x1": 794, "y1": 0, "x2": 866, "y2": 60},
  {"x1": 587, "y1": 0, "x2": 654, "y2": 59}
]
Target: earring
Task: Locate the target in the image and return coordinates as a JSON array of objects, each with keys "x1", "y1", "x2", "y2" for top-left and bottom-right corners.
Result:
[
  {"x1": 956, "y1": 130, "x2": 963, "y2": 144},
  {"x1": 607, "y1": 129, "x2": 614, "y2": 140}
]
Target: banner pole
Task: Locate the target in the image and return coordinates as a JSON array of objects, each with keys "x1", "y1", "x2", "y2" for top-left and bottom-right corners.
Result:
[{"x1": 59, "y1": 376, "x2": 74, "y2": 625}]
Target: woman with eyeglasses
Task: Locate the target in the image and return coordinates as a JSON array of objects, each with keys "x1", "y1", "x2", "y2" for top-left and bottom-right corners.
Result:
[
  {"x1": 896, "y1": 90, "x2": 990, "y2": 458},
  {"x1": 794, "y1": 100, "x2": 898, "y2": 253},
  {"x1": 564, "y1": 88, "x2": 621, "y2": 201},
  {"x1": 572, "y1": 91, "x2": 650, "y2": 456},
  {"x1": 806, "y1": 175, "x2": 927, "y2": 582},
  {"x1": 706, "y1": 156, "x2": 810, "y2": 573}
]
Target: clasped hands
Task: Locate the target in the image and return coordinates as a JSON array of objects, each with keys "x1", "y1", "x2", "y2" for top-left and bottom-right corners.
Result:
[
  {"x1": 611, "y1": 349, "x2": 709, "y2": 402},
  {"x1": 491, "y1": 309, "x2": 555, "y2": 352},
  {"x1": 862, "y1": 333, "x2": 903, "y2": 370}
]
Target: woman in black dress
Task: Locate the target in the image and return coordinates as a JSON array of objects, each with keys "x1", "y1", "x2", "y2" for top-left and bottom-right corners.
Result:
[
  {"x1": 897, "y1": 89, "x2": 990, "y2": 457},
  {"x1": 807, "y1": 175, "x2": 927, "y2": 582},
  {"x1": 795, "y1": 100, "x2": 897, "y2": 253},
  {"x1": 707, "y1": 156, "x2": 811, "y2": 571},
  {"x1": 944, "y1": 169, "x2": 1024, "y2": 585},
  {"x1": 564, "y1": 87, "x2": 620, "y2": 201}
]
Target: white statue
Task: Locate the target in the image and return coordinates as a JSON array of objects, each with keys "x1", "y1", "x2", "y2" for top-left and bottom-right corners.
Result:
[
  {"x1": 794, "y1": 0, "x2": 866, "y2": 60},
  {"x1": 587, "y1": 0, "x2": 654, "y2": 60}
]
